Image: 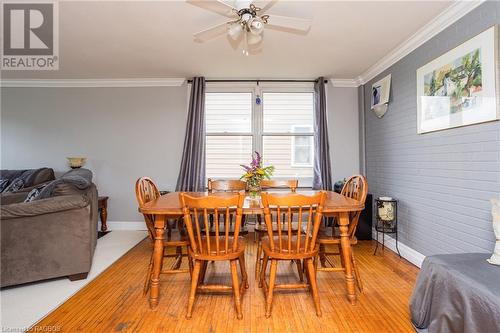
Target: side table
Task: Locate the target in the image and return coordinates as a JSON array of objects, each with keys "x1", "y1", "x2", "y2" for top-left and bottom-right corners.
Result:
[{"x1": 98, "y1": 196, "x2": 109, "y2": 232}]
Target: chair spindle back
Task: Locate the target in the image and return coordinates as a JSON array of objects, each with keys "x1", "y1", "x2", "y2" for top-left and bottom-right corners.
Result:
[
  {"x1": 207, "y1": 179, "x2": 247, "y2": 192},
  {"x1": 341, "y1": 175, "x2": 368, "y2": 237},
  {"x1": 135, "y1": 177, "x2": 161, "y2": 241},
  {"x1": 181, "y1": 193, "x2": 245, "y2": 256},
  {"x1": 261, "y1": 191, "x2": 327, "y2": 255},
  {"x1": 260, "y1": 179, "x2": 298, "y2": 192}
]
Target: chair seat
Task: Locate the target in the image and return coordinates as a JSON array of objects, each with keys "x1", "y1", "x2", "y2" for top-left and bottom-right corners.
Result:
[
  {"x1": 317, "y1": 227, "x2": 357, "y2": 245},
  {"x1": 189, "y1": 237, "x2": 246, "y2": 260},
  {"x1": 262, "y1": 237, "x2": 318, "y2": 260}
]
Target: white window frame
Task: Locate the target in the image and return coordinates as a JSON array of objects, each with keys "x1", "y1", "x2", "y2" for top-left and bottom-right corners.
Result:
[{"x1": 205, "y1": 82, "x2": 315, "y2": 187}]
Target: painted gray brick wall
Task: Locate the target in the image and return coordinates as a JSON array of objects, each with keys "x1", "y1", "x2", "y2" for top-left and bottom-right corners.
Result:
[{"x1": 364, "y1": 1, "x2": 500, "y2": 256}]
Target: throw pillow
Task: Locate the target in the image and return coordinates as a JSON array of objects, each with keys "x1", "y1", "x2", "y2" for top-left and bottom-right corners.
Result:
[
  {"x1": 487, "y1": 198, "x2": 500, "y2": 266},
  {"x1": 0, "y1": 179, "x2": 9, "y2": 192},
  {"x1": 3, "y1": 178, "x2": 24, "y2": 192},
  {"x1": 23, "y1": 183, "x2": 49, "y2": 203}
]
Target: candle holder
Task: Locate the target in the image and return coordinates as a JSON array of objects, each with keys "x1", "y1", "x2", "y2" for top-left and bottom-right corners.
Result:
[{"x1": 374, "y1": 197, "x2": 401, "y2": 257}]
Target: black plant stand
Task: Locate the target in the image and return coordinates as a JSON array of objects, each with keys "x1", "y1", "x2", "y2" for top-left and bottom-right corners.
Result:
[{"x1": 373, "y1": 198, "x2": 401, "y2": 257}]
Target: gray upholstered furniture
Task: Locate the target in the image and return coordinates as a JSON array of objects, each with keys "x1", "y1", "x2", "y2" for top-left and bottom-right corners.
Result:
[
  {"x1": 0, "y1": 168, "x2": 55, "y2": 194},
  {"x1": 410, "y1": 253, "x2": 500, "y2": 333},
  {"x1": 0, "y1": 169, "x2": 98, "y2": 287}
]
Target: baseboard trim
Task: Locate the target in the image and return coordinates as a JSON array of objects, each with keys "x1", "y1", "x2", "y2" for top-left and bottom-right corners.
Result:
[
  {"x1": 372, "y1": 230, "x2": 425, "y2": 268},
  {"x1": 101, "y1": 221, "x2": 147, "y2": 231}
]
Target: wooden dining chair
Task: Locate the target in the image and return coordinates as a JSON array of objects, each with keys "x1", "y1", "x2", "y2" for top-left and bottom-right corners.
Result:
[
  {"x1": 259, "y1": 191, "x2": 327, "y2": 318},
  {"x1": 135, "y1": 177, "x2": 191, "y2": 295},
  {"x1": 260, "y1": 179, "x2": 298, "y2": 192},
  {"x1": 207, "y1": 178, "x2": 247, "y2": 193},
  {"x1": 316, "y1": 175, "x2": 368, "y2": 292},
  {"x1": 254, "y1": 179, "x2": 299, "y2": 280},
  {"x1": 181, "y1": 192, "x2": 249, "y2": 319},
  {"x1": 207, "y1": 178, "x2": 247, "y2": 232}
]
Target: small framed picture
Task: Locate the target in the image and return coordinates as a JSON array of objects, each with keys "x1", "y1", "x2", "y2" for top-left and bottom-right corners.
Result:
[
  {"x1": 416, "y1": 25, "x2": 499, "y2": 134},
  {"x1": 371, "y1": 74, "x2": 391, "y2": 109}
]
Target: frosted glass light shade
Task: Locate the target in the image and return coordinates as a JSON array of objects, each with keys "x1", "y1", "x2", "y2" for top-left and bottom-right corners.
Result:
[
  {"x1": 228, "y1": 22, "x2": 243, "y2": 39},
  {"x1": 247, "y1": 32, "x2": 262, "y2": 45},
  {"x1": 248, "y1": 17, "x2": 264, "y2": 35}
]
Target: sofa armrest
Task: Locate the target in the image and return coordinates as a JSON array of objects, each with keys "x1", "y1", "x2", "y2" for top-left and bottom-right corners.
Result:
[{"x1": 1, "y1": 194, "x2": 89, "y2": 219}]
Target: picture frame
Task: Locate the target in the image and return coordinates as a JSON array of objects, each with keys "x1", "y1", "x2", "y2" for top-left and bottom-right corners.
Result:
[
  {"x1": 416, "y1": 25, "x2": 499, "y2": 134},
  {"x1": 371, "y1": 74, "x2": 391, "y2": 109},
  {"x1": 371, "y1": 74, "x2": 391, "y2": 118}
]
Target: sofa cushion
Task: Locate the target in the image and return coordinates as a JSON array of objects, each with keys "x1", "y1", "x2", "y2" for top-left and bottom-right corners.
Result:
[
  {"x1": 24, "y1": 183, "x2": 50, "y2": 203},
  {"x1": 35, "y1": 168, "x2": 93, "y2": 201},
  {"x1": 0, "y1": 168, "x2": 55, "y2": 193},
  {"x1": 0, "y1": 192, "x2": 28, "y2": 205},
  {"x1": 3, "y1": 178, "x2": 24, "y2": 193},
  {"x1": 30, "y1": 168, "x2": 55, "y2": 187},
  {"x1": 0, "y1": 179, "x2": 9, "y2": 192}
]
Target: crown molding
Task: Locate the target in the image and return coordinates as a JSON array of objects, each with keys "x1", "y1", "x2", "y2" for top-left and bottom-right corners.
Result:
[
  {"x1": 356, "y1": 0, "x2": 485, "y2": 85},
  {"x1": 0, "y1": 78, "x2": 186, "y2": 88},
  {"x1": 329, "y1": 78, "x2": 360, "y2": 88}
]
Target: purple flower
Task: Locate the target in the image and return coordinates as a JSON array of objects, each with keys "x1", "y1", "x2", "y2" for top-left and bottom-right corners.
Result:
[{"x1": 255, "y1": 151, "x2": 261, "y2": 166}]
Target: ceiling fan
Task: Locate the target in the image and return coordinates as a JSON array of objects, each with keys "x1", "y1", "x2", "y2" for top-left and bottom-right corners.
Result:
[{"x1": 188, "y1": 0, "x2": 312, "y2": 55}]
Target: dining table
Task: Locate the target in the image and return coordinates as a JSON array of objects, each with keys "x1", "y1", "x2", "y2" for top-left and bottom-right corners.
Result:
[{"x1": 139, "y1": 190, "x2": 365, "y2": 310}]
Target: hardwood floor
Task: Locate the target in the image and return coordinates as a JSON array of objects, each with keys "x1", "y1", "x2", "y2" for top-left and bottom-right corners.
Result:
[{"x1": 34, "y1": 235, "x2": 419, "y2": 332}]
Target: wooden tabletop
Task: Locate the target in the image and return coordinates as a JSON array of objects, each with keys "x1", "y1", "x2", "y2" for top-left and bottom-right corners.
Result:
[{"x1": 139, "y1": 191, "x2": 364, "y2": 216}]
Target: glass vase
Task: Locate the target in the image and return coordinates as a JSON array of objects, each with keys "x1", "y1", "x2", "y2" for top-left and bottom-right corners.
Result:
[{"x1": 248, "y1": 183, "x2": 261, "y2": 198}]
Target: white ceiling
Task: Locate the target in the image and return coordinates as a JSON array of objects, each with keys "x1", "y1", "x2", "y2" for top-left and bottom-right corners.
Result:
[{"x1": 2, "y1": 0, "x2": 453, "y2": 80}]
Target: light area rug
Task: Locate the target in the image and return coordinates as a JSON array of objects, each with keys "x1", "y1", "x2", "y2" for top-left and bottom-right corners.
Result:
[{"x1": 0, "y1": 230, "x2": 147, "y2": 332}]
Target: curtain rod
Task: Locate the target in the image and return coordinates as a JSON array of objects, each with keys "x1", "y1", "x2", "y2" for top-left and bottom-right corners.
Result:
[{"x1": 186, "y1": 79, "x2": 328, "y2": 84}]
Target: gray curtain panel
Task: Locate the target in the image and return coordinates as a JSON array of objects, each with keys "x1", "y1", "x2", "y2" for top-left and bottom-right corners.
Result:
[
  {"x1": 312, "y1": 77, "x2": 333, "y2": 191},
  {"x1": 176, "y1": 77, "x2": 206, "y2": 192}
]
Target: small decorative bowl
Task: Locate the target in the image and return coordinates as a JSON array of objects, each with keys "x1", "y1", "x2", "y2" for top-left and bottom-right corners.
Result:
[{"x1": 67, "y1": 157, "x2": 86, "y2": 169}]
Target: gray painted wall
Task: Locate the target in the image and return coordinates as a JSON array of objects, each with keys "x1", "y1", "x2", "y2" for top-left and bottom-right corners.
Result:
[
  {"x1": 1, "y1": 86, "x2": 189, "y2": 222},
  {"x1": 364, "y1": 1, "x2": 500, "y2": 256},
  {"x1": 1, "y1": 85, "x2": 359, "y2": 222}
]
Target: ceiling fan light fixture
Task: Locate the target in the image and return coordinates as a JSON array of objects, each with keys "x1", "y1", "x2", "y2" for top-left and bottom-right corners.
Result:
[
  {"x1": 228, "y1": 21, "x2": 243, "y2": 39},
  {"x1": 190, "y1": 0, "x2": 312, "y2": 55},
  {"x1": 248, "y1": 17, "x2": 264, "y2": 35},
  {"x1": 247, "y1": 32, "x2": 262, "y2": 45}
]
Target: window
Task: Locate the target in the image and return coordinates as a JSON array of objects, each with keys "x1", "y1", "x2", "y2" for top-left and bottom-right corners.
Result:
[
  {"x1": 205, "y1": 93, "x2": 253, "y2": 179},
  {"x1": 205, "y1": 84, "x2": 315, "y2": 187}
]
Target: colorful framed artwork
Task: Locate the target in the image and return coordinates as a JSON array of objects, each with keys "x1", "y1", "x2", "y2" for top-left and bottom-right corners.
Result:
[{"x1": 417, "y1": 25, "x2": 499, "y2": 134}]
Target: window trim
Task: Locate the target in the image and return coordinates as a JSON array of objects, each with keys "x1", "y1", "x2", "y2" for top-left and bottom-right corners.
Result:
[{"x1": 205, "y1": 82, "x2": 315, "y2": 186}]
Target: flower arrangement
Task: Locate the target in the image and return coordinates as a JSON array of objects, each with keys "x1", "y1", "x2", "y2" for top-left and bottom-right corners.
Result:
[{"x1": 241, "y1": 151, "x2": 274, "y2": 197}]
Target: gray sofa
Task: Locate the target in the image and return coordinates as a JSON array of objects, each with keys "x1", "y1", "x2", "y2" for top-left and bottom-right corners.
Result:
[{"x1": 1, "y1": 169, "x2": 98, "y2": 287}]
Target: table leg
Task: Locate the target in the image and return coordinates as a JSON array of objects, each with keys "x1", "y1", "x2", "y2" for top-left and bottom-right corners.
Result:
[
  {"x1": 149, "y1": 215, "x2": 165, "y2": 310},
  {"x1": 338, "y1": 211, "x2": 356, "y2": 304},
  {"x1": 100, "y1": 205, "x2": 108, "y2": 232}
]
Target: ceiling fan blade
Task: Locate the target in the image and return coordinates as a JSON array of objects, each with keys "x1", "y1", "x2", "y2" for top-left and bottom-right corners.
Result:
[
  {"x1": 186, "y1": 0, "x2": 236, "y2": 18},
  {"x1": 252, "y1": 0, "x2": 278, "y2": 13},
  {"x1": 266, "y1": 14, "x2": 311, "y2": 32},
  {"x1": 193, "y1": 22, "x2": 228, "y2": 42}
]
